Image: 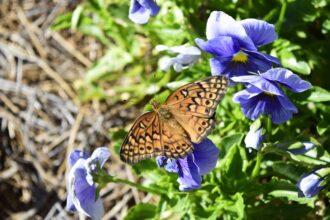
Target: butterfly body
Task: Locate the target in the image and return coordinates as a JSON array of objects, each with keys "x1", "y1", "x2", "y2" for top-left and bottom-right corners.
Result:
[{"x1": 120, "y1": 76, "x2": 228, "y2": 164}]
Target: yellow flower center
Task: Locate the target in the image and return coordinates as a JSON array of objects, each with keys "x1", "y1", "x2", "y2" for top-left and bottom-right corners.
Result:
[
  {"x1": 232, "y1": 51, "x2": 248, "y2": 63},
  {"x1": 263, "y1": 91, "x2": 275, "y2": 97}
]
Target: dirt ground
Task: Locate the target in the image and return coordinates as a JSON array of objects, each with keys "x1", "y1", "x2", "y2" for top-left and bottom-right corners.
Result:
[{"x1": 0, "y1": 1, "x2": 155, "y2": 219}]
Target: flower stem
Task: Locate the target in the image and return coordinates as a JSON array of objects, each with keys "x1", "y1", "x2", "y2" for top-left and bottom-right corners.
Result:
[
  {"x1": 251, "y1": 152, "x2": 263, "y2": 178},
  {"x1": 276, "y1": 0, "x2": 287, "y2": 34},
  {"x1": 105, "y1": 175, "x2": 167, "y2": 195}
]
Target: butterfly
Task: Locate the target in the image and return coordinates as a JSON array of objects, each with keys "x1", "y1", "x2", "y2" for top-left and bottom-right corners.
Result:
[{"x1": 120, "y1": 76, "x2": 228, "y2": 164}]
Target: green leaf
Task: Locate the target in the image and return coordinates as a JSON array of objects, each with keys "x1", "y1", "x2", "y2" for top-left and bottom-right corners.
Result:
[
  {"x1": 85, "y1": 47, "x2": 133, "y2": 83},
  {"x1": 307, "y1": 86, "x2": 330, "y2": 102},
  {"x1": 218, "y1": 133, "x2": 244, "y2": 159},
  {"x1": 124, "y1": 203, "x2": 157, "y2": 220},
  {"x1": 71, "y1": 5, "x2": 83, "y2": 29},
  {"x1": 281, "y1": 51, "x2": 311, "y2": 75},
  {"x1": 51, "y1": 13, "x2": 72, "y2": 30},
  {"x1": 272, "y1": 161, "x2": 307, "y2": 181}
]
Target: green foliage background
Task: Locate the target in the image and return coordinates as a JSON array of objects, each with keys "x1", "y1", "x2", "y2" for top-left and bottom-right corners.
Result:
[{"x1": 53, "y1": 0, "x2": 330, "y2": 219}]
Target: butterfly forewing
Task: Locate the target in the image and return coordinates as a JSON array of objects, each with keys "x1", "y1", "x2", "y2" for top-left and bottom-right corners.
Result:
[
  {"x1": 165, "y1": 76, "x2": 228, "y2": 117},
  {"x1": 120, "y1": 112, "x2": 163, "y2": 164}
]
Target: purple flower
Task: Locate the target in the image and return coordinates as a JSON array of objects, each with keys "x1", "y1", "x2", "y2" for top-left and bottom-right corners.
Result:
[
  {"x1": 156, "y1": 44, "x2": 201, "y2": 72},
  {"x1": 129, "y1": 0, "x2": 160, "y2": 24},
  {"x1": 297, "y1": 167, "x2": 330, "y2": 198},
  {"x1": 195, "y1": 11, "x2": 280, "y2": 78},
  {"x1": 66, "y1": 147, "x2": 111, "y2": 220},
  {"x1": 156, "y1": 138, "x2": 219, "y2": 191},
  {"x1": 244, "y1": 122, "x2": 264, "y2": 152},
  {"x1": 232, "y1": 68, "x2": 312, "y2": 124}
]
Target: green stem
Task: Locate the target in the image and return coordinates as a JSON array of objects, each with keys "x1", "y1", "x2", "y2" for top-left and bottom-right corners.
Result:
[
  {"x1": 276, "y1": 0, "x2": 288, "y2": 35},
  {"x1": 105, "y1": 175, "x2": 167, "y2": 195},
  {"x1": 266, "y1": 115, "x2": 272, "y2": 142},
  {"x1": 251, "y1": 152, "x2": 263, "y2": 178}
]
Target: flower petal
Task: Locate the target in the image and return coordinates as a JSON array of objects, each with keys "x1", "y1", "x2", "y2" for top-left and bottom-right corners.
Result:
[
  {"x1": 244, "y1": 50, "x2": 281, "y2": 72},
  {"x1": 268, "y1": 96, "x2": 296, "y2": 124},
  {"x1": 68, "y1": 150, "x2": 89, "y2": 168},
  {"x1": 129, "y1": 0, "x2": 160, "y2": 24},
  {"x1": 245, "y1": 127, "x2": 264, "y2": 151},
  {"x1": 67, "y1": 159, "x2": 104, "y2": 220},
  {"x1": 209, "y1": 57, "x2": 231, "y2": 76},
  {"x1": 177, "y1": 155, "x2": 201, "y2": 191},
  {"x1": 90, "y1": 147, "x2": 111, "y2": 168},
  {"x1": 192, "y1": 138, "x2": 219, "y2": 175},
  {"x1": 240, "y1": 19, "x2": 278, "y2": 47},
  {"x1": 261, "y1": 68, "x2": 312, "y2": 93},
  {"x1": 231, "y1": 75, "x2": 284, "y2": 96},
  {"x1": 278, "y1": 95, "x2": 298, "y2": 112},
  {"x1": 156, "y1": 156, "x2": 167, "y2": 167},
  {"x1": 297, "y1": 168, "x2": 327, "y2": 198},
  {"x1": 233, "y1": 86, "x2": 263, "y2": 104},
  {"x1": 206, "y1": 11, "x2": 256, "y2": 50},
  {"x1": 168, "y1": 45, "x2": 201, "y2": 56},
  {"x1": 164, "y1": 159, "x2": 179, "y2": 173},
  {"x1": 195, "y1": 37, "x2": 240, "y2": 56},
  {"x1": 288, "y1": 142, "x2": 316, "y2": 155}
]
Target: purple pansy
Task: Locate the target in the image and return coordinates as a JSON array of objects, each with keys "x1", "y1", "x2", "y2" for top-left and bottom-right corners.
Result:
[
  {"x1": 156, "y1": 44, "x2": 201, "y2": 72},
  {"x1": 156, "y1": 138, "x2": 219, "y2": 191},
  {"x1": 244, "y1": 122, "x2": 264, "y2": 152},
  {"x1": 129, "y1": 0, "x2": 160, "y2": 24},
  {"x1": 232, "y1": 68, "x2": 312, "y2": 124},
  {"x1": 195, "y1": 11, "x2": 280, "y2": 78},
  {"x1": 297, "y1": 167, "x2": 330, "y2": 198},
  {"x1": 66, "y1": 147, "x2": 111, "y2": 220}
]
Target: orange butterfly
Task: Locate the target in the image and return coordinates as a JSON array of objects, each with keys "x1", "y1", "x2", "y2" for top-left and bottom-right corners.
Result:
[{"x1": 120, "y1": 76, "x2": 228, "y2": 164}]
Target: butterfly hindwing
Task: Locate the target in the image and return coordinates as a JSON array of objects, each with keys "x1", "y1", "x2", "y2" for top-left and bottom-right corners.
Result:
[
  {"x1": 161, "y1": 120, "x2": 194, "y2": 158},
  {"x1": 172, "y1": 113, "x2": 216, "y2": 143},
  {"x1": 120, "y1": 112, "x2": 163, "y2": 164}
]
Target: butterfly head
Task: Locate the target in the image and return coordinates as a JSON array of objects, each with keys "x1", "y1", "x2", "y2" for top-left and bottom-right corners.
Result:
[{"x1": 151, "y1": 100, "x2": 161, "y2": 111}]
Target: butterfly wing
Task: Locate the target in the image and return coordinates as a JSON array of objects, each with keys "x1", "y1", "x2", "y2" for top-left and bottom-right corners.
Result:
[
  {"x1": 164, "y1": 76, "x2": 228, "y2": 143},
  {"x1": 161, "y1": 119, "x2": 194, "y2": 159},
  {"x1": 120, "y1": 112, "x2": 163, "y2": 164}
]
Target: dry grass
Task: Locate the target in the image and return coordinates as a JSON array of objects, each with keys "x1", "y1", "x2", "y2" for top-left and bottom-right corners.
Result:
[{"x1": 0, "y1": 1, "x2": 156, "y2": 219}]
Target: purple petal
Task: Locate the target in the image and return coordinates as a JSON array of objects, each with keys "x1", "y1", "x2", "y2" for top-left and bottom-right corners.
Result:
[
  {"x1": 244, "y1": 50, "x2": 281, "y2": 72},
  {"x1": 231, "y1": 75, "x2": 284, "y2": 96},
  {"x1": 297, "y1": 168, "x2": 327, "y2": 198},
  {"x1": 67, "y1": 159, "x2": 104, "y2": 220},
  {"x1": 288, "y1": 142, "x2": 316, "y2": 155},
  {"x1": 195, "y1": 37, "x2": 240, "y2": 56},
  {"x1": 205, "y1": 11, "x2": 256, "y2": 50},
  {"x1": 240, "y1": 19, "x2": 278, "y2": 47},
  {"x1": 129, "y1": 0, "x2": 160, "y2": 24},
  {"x1": 68, "y1": 150, "x2": 89, "y2": 168},
  {"x1": 244, "y1": 127, "x2": 264, "y2": 151},
  {"x1": 278, "y1": 95, "x2": 298, "y2": 112},
  {"x1": 236, "y1": 91, "x2": 297, "y2": 124},
  {"x1": 261, "y1": 68, "x2": 312, "y2": 93},
  {"x1": 156, "y1": 156, "x2": 167, "y2": 167},
  {"x1": 90, "y1": 147, "x2": 111, "y2": 168},
  {"x1": 165, "y1": 159, "x2": 179, "y2": 173},
  {"x1": 233, "y1": 86, "x2": 263, "y2": 104},
  {"x1": 209, "y1": 57, "x2": 234, "y2": 76},
  {"x1": 192, "y1": 138, "x2": 219, "y2": 175},
  {"x1": 177, "y1": 155, "x2": 201, "y2": 191}
]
